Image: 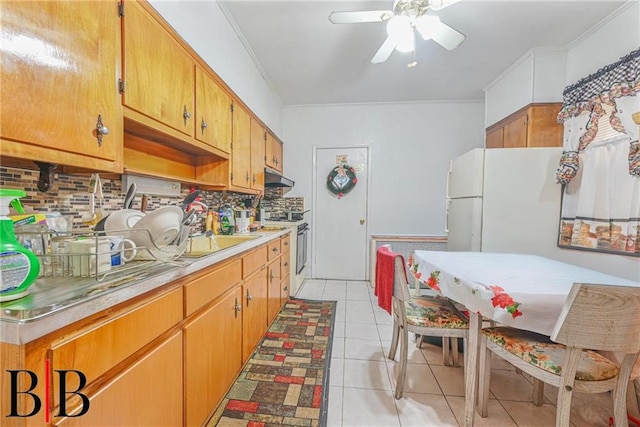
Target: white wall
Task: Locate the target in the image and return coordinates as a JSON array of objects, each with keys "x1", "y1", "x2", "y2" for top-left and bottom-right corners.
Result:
[
  {"x1": 549, "y1": 1, "x2": 640, "y2": 281},
  {"x1": 283, "y1": 101, "x2": 485, "y2": 236},
  {"x1": 484, "y1": 48, "x2": 567, "y2": 127},
  {"x1": 148, "y1": 0, "x2": 284, "y2": 136}
]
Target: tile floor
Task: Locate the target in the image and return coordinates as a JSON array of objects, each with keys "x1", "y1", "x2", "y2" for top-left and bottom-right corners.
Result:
[{"x1": 295, "y1": 279, "x2": 619, "y2": 427}]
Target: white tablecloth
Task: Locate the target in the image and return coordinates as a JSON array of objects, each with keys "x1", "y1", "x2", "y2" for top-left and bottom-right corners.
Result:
[{"x1": 409, "y1": 251, "x2": 639, "y2": 336}]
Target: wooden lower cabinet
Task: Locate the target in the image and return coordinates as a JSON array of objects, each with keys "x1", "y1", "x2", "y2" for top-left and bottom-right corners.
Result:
[
  {"x1": 242, "y1": 267, "x2": 268, "y2": 362},
  {"x1": 184, "y1": 286, "x2": 242, "y2": 426},
  {"x1": 267, "y1": 258, "x2": 283, "y2": 324},
  {"x1": 57, "y1": 332, "x2": 183, "y2": 427}
]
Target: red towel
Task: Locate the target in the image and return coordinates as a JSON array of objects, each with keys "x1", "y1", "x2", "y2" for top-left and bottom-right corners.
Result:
[{"x1": 375, "y1": 246, "x2": 407, "y2": 315}]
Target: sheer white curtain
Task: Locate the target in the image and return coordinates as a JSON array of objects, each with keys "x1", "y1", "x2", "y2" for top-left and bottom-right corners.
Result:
[{"x1": 556, "y1": 48, "x2": 640, "y2": 256}]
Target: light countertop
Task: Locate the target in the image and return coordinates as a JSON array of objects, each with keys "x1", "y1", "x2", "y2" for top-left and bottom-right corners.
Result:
[{"x1": 0, "y1": 229, "x2": 290, "y2": 345}]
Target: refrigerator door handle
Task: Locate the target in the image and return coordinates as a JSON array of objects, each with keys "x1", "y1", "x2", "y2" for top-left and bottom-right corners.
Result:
[
  {"x1": 445, "y1": 160, "x2": 452, "y2": 199},
  {"x1": 445, "y1": 198, "x2": 451, "y2": 233}
]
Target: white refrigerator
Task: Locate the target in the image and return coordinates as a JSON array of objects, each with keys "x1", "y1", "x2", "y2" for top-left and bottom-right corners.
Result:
[{"x1": 445, "y1": 147, "x2": 563, "y2": 255}]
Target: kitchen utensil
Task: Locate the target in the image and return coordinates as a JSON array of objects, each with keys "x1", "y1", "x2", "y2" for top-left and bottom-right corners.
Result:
[
  {"x1": 124, "y1": 182, "x2": 137, "y2": 210},
  {"x1": 81, "y1": 174, "x2": 98, "y2": 225},
  {"x1": 181, "y1": 190, "x2": 201, "y2": 213},
  {"x1": 141, "y1": 194, "x2": 149, "y2": 213},
  {"x1": 182, "y1": 209, "x2": 196, "y2": 226}
]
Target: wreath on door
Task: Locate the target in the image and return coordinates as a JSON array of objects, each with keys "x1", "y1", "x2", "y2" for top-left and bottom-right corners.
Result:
[{"x1": 326, "y1": 164, "x2": 357, "y2": 199}]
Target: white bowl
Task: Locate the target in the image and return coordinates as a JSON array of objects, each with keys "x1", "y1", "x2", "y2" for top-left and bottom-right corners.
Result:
[
  {"x1": 104, "y1": 209, "x2": 145, "y2": 234},
  {"x1": 128, "y1": 206, "x2": 184, "y2": 251}
]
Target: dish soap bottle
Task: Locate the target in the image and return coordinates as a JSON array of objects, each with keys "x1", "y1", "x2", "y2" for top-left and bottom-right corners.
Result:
[{"x1": 0, "y1": 189, "x2": 40, "y2": 302}]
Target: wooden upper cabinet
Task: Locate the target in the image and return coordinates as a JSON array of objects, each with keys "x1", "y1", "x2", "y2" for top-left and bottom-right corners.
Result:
[
  {"x1": 195, "y1": 66, "x2": 232, "y2": 153},
  {"x1": 122, "y1": 0, "x2": 195, "y2": 137},
  {"x1": 231, "y1": 102, "x2": 252, "y2": 189},
  {"x1": 485, "y1": 103, "x2": 562, "y2": 149},
  {"x1": 265, "y1": 132, "x2": 283, "y2": 172},
  {"x1": 250, "y1": 118, "x2": 266, "y2": 191},
  {"x1": 0, "y1": 0, "x2": 122, "y2": 171}
]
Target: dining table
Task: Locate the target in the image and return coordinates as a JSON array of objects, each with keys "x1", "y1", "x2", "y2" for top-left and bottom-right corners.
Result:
[{"x1": 408, "y1": 250, "x2": 640, "y2": 427}]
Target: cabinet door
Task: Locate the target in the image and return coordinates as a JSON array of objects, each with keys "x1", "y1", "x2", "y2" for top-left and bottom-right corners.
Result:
[
  {"x1": 485, "y1": 126, "x2": 504, "y2": 149},
  {"x1": 231, "y1": 103, "x2": 252, "y2": 189},
  {"x1": 280, "y1": 274, "x2": 291, "y2": 305},
  {"x1": 242, "y1": 267, "x2": 268, "y2": 362},
  {"x1": 250, "y1": 118, "x2": 266, "y2": 191},
  {"x1": 503, "y1": 110, "x2": 528, "y2": 148},
  {"x1": 58, "y1": 332, "x2": 182, "y2": 427},
  {"x1": 0, "y1": 1, "x2": 121, "y2": 163},
  {"x1": 123, "y1": 0, "x2": 194, "y2": 137},
  {"x1": 184, "y1": 287, "x2": 242, "y2": 426},
  {"x1": 527, "y1": 104, "x2": 563, "y2": 147},
  {"x1": 265, "y1": 132, "x2": 282, "y2": 172},
  {"x1": 195, "y1": 66, "x2": 232, "y2": 153},
  {"x1": 267, "y1": 259, "x2": 282, "y2": 323}
]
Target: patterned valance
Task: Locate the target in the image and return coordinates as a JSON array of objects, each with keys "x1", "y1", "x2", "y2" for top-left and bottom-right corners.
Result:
[{"x1": 558, "y1": 48, "x2": 640, "y2": 123}]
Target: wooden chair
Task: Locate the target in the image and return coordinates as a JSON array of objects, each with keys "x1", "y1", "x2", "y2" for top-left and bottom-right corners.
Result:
[
  {"x1": 478, "y1": 283, "x2": 640, "y2": 426},
  {"x1": 386, "y1": 251, "x2": 469, "y2": 399}
]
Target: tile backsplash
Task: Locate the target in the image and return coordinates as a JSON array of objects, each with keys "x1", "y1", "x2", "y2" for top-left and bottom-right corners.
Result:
[{"x1": 0, "y1": 166, "x2": 304, "y2": 232}]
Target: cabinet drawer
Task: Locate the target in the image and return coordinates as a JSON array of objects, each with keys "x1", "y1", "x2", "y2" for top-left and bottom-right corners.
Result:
[
  {"x1": 267, "y1": 240, "x2": 281, "y2": 261},
  {"x1": 50, "y1": 287, "x2": 182, "y2": 397},
  {"x1": 281, "y1": 235, "x2": 291, "y2": 255},
  {"x1": 185, "y1": 259, "x2": 242, "y2": 316},
  {"x1": 243, "y1": 245, "x2": 268, "y2": 279}
]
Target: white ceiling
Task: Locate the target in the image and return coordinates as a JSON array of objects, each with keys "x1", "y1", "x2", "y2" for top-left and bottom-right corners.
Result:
[{"x1": 220, "y1": 0, "x2": 626, "y2": 105}]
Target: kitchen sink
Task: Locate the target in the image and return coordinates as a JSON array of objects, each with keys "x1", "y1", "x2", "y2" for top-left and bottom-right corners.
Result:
[{"x1": 182, "y1": 234, "x2": 260, "y2": 257}]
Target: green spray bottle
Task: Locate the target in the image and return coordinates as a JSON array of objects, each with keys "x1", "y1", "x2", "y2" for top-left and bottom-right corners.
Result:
[{"x1": 0, "y1": 189, "x2": 40, "y2": 302}]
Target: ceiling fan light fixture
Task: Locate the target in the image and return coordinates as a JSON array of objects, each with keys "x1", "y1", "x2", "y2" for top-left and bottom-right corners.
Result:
[{"x1": 387, "y1": 16, "x2": 414, "y2": 52}]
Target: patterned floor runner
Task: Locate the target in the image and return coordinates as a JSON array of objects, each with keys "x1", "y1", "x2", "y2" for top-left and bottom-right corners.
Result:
[{"x1": 208, "y1": 299, "x2": 337, "y2": 427}]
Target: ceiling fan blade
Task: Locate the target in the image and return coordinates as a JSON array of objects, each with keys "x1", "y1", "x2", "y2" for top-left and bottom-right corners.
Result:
[
  {"x1": 431, "y1": 20, "x2": 465, "y2": 50},
  {"x1": 328, "y1": 10, "x2": 393, "y2": 24},
  {"x1": 416, "y1": 16, "x2": 465, "y2": 50},
  {"x1": 371, "y1": 36, "x2": 398, "y2": 64}
]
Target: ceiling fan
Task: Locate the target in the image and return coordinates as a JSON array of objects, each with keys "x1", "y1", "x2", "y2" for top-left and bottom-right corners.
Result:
[{"x1": 328, "y1": 0, "x2": 465, "y2": 66}]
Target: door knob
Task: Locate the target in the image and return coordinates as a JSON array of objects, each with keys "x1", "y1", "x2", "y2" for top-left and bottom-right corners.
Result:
[{"x1": 360, "y1": 219, "x2": 365, "y2": 225}]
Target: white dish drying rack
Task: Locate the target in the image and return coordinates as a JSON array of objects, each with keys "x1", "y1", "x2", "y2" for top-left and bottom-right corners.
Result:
[{"x1": 15, "y1": 224, "x2": 190, "y2": 282}]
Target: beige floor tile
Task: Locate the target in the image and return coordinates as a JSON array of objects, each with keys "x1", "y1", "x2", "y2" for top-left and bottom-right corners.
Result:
[
  {"x1": 344, "y1": 338, "x2": 386, "y2": 361},
  {"x1": 327, "y1": 386, "x2": 343, "y2": 427},
  {"x1": 343, "y1": 359, "x2": 392, "y2": 390},
  {"x1": 447, "y1": 395, "x2": 517, "y2": 426},
  {"x1": 374, "y1": 309, "x2": 393, "y2": 325},
  {"x1": 382, "y1": 340, "x2": 429, "y2": 365},
  {"x1": 386, "y1": 361, "x2": 443, "y2": 395},
  {"x1": 499, "y1": 400, "x2": 558, "y2": 426},
  {"x1": 431, "y1": 365, "x2": 466, "y2": 397},
  {"x1": 420, "y1": 341, "x2": 448, "y2": 366},
  {"x1": 329, "y1": 357, "x2": 344, "y2": 386},
  {"x1": 488, "y1": 369, "x2": 536, "y2": 402},
  {"x1": 395, "y1": 393, "x2": 458, "y2": 427},
  {"x1": 333, "y1": 321, "x2": 346, "y2": 338},
  {"x1": 341, "y1": 387, "x2": 401, "y2": 426},
  {"x1": 345, "y1": 321, "x2": 380, "y2": 340},
  {"x1": 331, "y1": 336, "x2": 345, "y2": 358},
  {"x1": 377, "y1": 323, "x2": 394, "y2": 342}
]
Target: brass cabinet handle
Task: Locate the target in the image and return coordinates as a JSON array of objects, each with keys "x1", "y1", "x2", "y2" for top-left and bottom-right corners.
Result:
[
  {"x1": 183, "y1": 105, "x2": 192, "y2": 125},
  {"x1": 246, "y1": 288, "x2": 252, "y2": 306},
  {"x1": 253, "y1": 174, "x2": 256, "y2": 184},
  {"x1": 283, "y1": 286, "x2": 288, "y2": 292},
  {"x1": 283, "y1": 242, "x2": 289, "y2": 246},
  {"x1": 95, "y1": 115, "x2": 109, "y2": 147},
  {"x1": 201, "y1": 117, "x2": 208, "y2": 134},
  {"x1": 283, "y1": 262, "x2": 288, "y2": 267},
  {"x1": 269, "y1": 270, "x2": 274, "y2": 283},
  {"x1": 272, "y1": 247, "x2": 278, "y2": 253},
  {"x1": 246, "y1": 172, "x2": 250, "y2": 183}
]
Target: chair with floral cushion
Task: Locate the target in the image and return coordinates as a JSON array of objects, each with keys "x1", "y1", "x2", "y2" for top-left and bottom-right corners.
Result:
[
  {"x1": 478, "y1": 283, "x2": 640, "y2": 426},
  {"x1": 386, "y1": 249, "x2": 469, "y2": 399}
]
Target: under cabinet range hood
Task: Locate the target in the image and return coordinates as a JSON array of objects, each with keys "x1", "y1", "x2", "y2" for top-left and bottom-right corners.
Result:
[{"x1": 264, "y1": 167, "x2": 295, "y2": 188}]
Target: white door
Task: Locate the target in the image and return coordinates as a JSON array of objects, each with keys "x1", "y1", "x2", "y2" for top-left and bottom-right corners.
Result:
[{"x1": 313, "y1": 147, "x2": 369, "y2": 280}]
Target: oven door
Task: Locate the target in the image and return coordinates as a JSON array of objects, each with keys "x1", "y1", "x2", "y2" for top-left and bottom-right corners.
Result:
[{"x1": 296, "y1": 224, "x2": 308, "y2": 275}]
